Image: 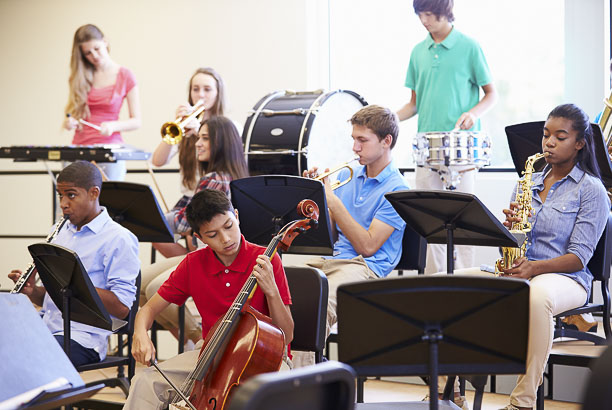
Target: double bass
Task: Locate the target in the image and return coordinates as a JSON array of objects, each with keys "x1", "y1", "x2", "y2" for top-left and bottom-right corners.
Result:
[{"x1": 153, "y1": 199, "x2": 319, "y2": 410}]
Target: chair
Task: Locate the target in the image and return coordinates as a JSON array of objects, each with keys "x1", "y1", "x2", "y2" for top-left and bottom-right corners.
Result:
[
  {"x1": 336, "y1": 276, "x2": 530, "y2": 410},
  {"x1": 226, "y1": 361, "x2": 356, "y2": 410},
  {"x1": 396, "y1": 225, "x2": 428, "y2": 276},
  {"x1": 285, "y1": 266, "x2": 329, "y2": 364},
  {"x1": 76, "y1": 272, "x2": 141, "y2": 396},
  {"x1": 553, "y1": 212, "x2": 612, "y2": 344}
]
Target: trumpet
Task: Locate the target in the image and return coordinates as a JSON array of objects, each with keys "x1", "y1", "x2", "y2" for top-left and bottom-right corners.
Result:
[
  {"x1": 161, "y1": 100, "x2": 206, "y2": 145},
  {"x1": 311, "y1": 157, "x2": 358, "y2": 190}
]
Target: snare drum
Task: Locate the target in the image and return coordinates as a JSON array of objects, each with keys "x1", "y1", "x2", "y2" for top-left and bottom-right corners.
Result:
[
  {"x1": 243, "y1": 89, "x2": 367, "y2": 176},
  {"x1": 413, "y1": 131, "x2": 491, "y2": 167}
]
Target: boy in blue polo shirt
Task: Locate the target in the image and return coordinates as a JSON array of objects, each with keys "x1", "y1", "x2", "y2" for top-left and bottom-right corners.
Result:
[
  {"x1": 397, "y1": 0, "x2": 497, "y2": 277},
  {"x1": 294, "y1": 105, "x2": 408, "y2": 366}
]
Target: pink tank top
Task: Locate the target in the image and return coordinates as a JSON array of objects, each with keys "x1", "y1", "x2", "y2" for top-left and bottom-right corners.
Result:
[{"x1": 72, "y1": 67, "x2": 137, "y2": 146}]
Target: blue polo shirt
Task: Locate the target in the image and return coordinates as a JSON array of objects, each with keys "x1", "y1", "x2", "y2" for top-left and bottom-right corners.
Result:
[
  {"x1": 405, "y1": 27, "x2": 492, "y2": 132},
  {"x1": 41, "y1": 207, "x2": 140, "y2": 360},
  {"x1": 331, "y1": 161, "x2": 409, "y2": 277}
]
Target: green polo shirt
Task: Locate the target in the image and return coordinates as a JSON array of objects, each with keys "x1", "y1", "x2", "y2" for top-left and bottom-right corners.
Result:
[{"x1": 405, "y1": 27, "x2": 492, "y2": 132}]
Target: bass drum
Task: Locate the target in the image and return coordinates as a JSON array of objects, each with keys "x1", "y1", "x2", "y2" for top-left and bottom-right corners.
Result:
[{"x1": 243, "y1": 89, "x2": 367, "y2": 176}]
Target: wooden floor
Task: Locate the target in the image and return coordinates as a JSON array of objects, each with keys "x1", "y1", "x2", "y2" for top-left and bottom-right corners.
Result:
[{"x1": 80, "y1": 365, "x2": 582, "y2": 409}]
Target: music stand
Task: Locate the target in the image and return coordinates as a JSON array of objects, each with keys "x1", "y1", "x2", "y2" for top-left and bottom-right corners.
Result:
[
  {"x1": 506, "y1": 121, "x2": 612, "y2": 189},
  {"x1": 100, "y1": 181, "x2": 174, "y2": 243},
  {"x1": 28, "y1": 242, "x2": 126, "y2": 359},
  {"x1": 230, "y1": 175, "x2": 334, "y2": 255},
  {"x1": 385, "y1": 190, "x2": 519, "y2": 274},
  {"x1": 337, "y1": 276, "x2": 529, "y2": 410},
  {"x1": 0, "y1": 293, "x2": 103, "y2": 410}
]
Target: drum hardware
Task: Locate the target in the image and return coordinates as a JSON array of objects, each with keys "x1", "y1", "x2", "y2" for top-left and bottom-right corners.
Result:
[
  {"x1": 160, "y1": 100, "x2": 206, "y2": 145},
  {"x1": 312, "y1": 157, "x2": 359, "y2": 190},
  {"x1": 261, "y1": 108, "x2": 308, "y2": 116},
  {"x1": 413, "y1": 130, "x2": 492, "y2": 190}
]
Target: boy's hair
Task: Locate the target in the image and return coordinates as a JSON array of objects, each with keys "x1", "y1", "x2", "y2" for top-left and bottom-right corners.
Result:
[
  {"x1": 413, "y1": 0, "x2": 455, "y2": 22},
  {"x1": 350, "y1": 105, "x2": 400, "y2": 149},
  {"x1": 57, "y1": 161, "x2": 102, "y2": 190},
  {"x1": 186, "y1": 189, "x2": 234, "y2": 234}
]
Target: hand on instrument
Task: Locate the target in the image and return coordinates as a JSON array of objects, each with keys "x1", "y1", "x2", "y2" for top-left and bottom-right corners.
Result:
[
  {"x1": 455, "y1": 112, "x2": 476, "y2": 130},
  {"x1": 502, "y1": 202, "x2": 522, "y2": 228},
  {"x1": 251, "y1": 255, "x2": 279, "y2": 298},
  {"x1": 501, "y1": 257, "x2": 538, "y2": 279},
  {"x1": 175, "y1": 103, "x2": 201, "y2": 131},
  {"x1": 99, "y1": 121, "x2": 116, "y2": 136},
  {"x1": 303, "y1": 166, "x2": 320, "y2": 179},
  {"x1": 8, "y1": 269, "x2": 35, "y2": 296},
  {"x1": 63, "y1": 115, "x2": 79, "y2": 131},
  {"x1": 132, "y1": 330, "x2": 156, "y2": 366}
]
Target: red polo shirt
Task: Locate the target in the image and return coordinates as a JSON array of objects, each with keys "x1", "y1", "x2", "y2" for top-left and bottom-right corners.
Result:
[{"x1": 157, "y1": 235, "x2": 292, "y2": 339}]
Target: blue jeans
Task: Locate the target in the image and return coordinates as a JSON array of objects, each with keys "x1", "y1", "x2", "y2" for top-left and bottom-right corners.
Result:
[{"x1": 54, "y1": 335, "x2": 100, "y2": 367}]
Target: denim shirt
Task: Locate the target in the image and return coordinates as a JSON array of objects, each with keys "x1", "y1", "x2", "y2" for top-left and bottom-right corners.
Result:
[{"x1": 519, "y1": 164, "x2": 610, "y2": 299}]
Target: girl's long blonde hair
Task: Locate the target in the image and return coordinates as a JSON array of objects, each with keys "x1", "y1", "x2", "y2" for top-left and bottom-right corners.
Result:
[{"x1": 64, "y1": 24, "x2": 106, "y2": 120}]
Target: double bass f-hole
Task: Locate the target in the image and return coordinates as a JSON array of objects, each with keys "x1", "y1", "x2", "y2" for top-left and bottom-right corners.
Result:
[{"x1": 158, "y1": 199, "x2": 319, "y2": 410}]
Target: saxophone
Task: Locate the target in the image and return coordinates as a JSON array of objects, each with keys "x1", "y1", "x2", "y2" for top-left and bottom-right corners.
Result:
[
  {"x1": 10, "y1": 216, "x2": 68, "y2": 293},
  {"x1": 495, "y1": 152, "x2": 547, "y2": 275}
]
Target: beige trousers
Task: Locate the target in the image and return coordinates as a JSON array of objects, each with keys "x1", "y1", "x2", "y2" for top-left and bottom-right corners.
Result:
[
  {"x1": 140, "y1": 256, "x2": 202, "y2": 343},
  {"x1": 452, "y1": 268, "x2": 587, "y2": 407},
  {"x1": 291, "y1": 256, "x2": 378, "y2": 368},
  {"x1": 415, "y1": 166, "x2": 476, "y2": 274}
]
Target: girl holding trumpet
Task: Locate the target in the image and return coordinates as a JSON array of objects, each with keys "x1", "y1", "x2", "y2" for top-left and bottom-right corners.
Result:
[
  {"x1": 151, "y1": 67, "x2": 227, "y2": 255},
  {"x1": 63, "y1": 24, "x2": 141, "y2": 181}
]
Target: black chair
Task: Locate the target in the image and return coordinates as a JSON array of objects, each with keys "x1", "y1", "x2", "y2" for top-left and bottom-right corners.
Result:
[
  {"x1": 553, "y1": 212, "x2": 612, "y2": 345},
  {"x1": 396, "y1": 225, "x2": 428, "y2": 276},
  {"x1": 285, "y1": 266, "x2": 329, "y2": 364},
  {"x1": 226, "y1": 361, "x2": 356, "y2": 410},
  {"x1": 76, "y1": 272, "x2": 141, "y2": 396}
]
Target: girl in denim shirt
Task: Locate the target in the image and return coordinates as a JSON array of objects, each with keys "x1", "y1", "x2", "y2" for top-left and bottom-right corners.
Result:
[{"x1": 499, "y1": 104, "x2": 610, "y2": 410}]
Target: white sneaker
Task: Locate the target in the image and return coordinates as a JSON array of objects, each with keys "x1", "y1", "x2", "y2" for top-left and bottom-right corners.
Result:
[
  {"x1": 183, "y1": 339, "x2": 196, "y2": 352},
  {"x1": 422, "y1": 394, "x2": 469, "y2": 410}
]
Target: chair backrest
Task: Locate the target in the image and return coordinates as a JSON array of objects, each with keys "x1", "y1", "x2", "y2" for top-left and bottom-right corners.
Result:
[
  {"x1": 284, "y1": 266, "x2": 328, "y2": 362},
  {"x1": 395, "y1": 225, "x2": 427, "y2": 273},
  {"x1": 586, "y1": 212, "x2": 612, "y2": 282},
  {"x1": 226, "y1": 361, "x2": 356, "y2": 410}
]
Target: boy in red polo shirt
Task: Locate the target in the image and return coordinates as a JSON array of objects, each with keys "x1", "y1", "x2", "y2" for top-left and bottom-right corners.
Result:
[{"x1": 124, "y1": 189, "x2": 293, "y2": 410}]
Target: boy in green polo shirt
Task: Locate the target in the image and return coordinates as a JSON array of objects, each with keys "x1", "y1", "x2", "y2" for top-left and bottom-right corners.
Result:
[{"x1": 396, "y1": 0, "x2": 497, "y2": 274}]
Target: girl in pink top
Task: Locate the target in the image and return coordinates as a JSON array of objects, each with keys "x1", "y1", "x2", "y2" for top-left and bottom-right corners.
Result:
[{"x1": 63, "y1": 24, "x2": 141, "y2": 180}]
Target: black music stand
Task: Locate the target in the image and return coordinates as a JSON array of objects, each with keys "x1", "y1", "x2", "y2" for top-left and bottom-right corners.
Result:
[
  {"x1": 506, "y1": 121, "x2": 612, "y2": 188},
  {"x1": 385, "y1": 190, "x2": 519, "y2": 274},
  {"x1": 28, "y1": 243, "x2": 126, "y2": 359},
  {"x1": 100, "y1": 181, "x2": 174, "y2": 243},
  {"x1": 230, "y1": 175, "x2": 334, "y2": 255},
  {"x1": 0, "y1": 293, "x2": 103, "y2": 410},
  {"x1": 337, "y1": 276, "x2": 529, "y2": 410}
]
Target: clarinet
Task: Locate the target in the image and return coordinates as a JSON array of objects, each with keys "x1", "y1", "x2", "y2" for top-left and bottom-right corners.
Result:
[{"x1": 10, "y1": 216, "x2": 69, "y2": 294}]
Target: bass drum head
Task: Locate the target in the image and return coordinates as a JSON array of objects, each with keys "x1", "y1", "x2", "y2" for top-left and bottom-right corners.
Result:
[
  {"x1": 305, "y1": 90, "x2": 367, "y2": 173},
  {"x1": 243, "y1": 90, "x2": 367, "y2": 176}
]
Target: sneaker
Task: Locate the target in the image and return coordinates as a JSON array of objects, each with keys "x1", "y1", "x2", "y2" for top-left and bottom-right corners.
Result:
[
  {"x1": 422, "y1": 394, "x2": 469, "y2": 410},
  {"x1": 183, "y1": 339, "x2": 196, "y2": 352},
  {"x1": 562, "y1": 314, "x2": 598, "y2": 332},
  {"x1": 498, "y1": 405, "x2": 520, "y2": 410}
]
